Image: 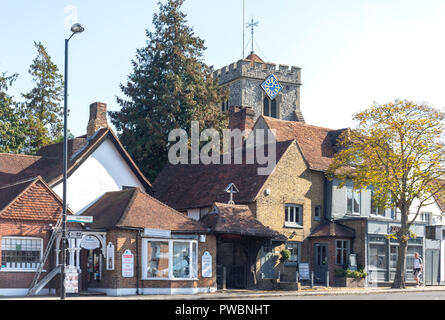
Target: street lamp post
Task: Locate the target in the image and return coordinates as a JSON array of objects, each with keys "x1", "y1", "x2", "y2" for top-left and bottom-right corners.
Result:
[{"x1": 61, "y1": 23, "x2": 85, "y2": 300}]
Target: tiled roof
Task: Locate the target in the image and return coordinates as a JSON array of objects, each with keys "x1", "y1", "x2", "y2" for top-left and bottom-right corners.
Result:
[
  {"x1": 152, "y1": 141, "x2": 293, "y2": 211},
  {"x1": 0, "y1": 153, "x2": 57, "y2": 186},
  {"x1": 245, "y1": 52, "x2": 265, "y2": 65},
  {"x1": 262, "y1": 116, "x2": 347, "y2": 172},
  {"x1": 0, "y1": 128, "x2": 151, "y2": 190},
  {"x1": 200, "y1": 203, "x2": 286, "y2": 240},
  {"x1": 81, "y1": 188, "x2": 207, "y2": 233},
  {"x1": 0, "y1": 177, "x2": 73, "y2": 221},
  {"x1": 309, "y1": 222, "x2": 355, "y2": 239}
]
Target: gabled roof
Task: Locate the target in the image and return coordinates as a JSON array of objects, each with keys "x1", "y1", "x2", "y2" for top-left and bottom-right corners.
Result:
[
  {"x1": 0, "y1": 128, "x2": 151, "y2": 191},
  {"x1": 261, "y1": 116, "x2": 347, "y2": 172},
  {"x1": 81, "y1": 188, "x2": 207, "y2": 233},
  {"x1": 200, "y1": 203, "x2": 286, "y2": 240},
  {"x1": 152, "y1": 140, "x2": 294, "y2": 211},
  {"x1": 309, "y1": 222, "x2": 355, "y2": 239},
  {"x1": 0, "y1": 176, "x2": 74, "y2": 221}
]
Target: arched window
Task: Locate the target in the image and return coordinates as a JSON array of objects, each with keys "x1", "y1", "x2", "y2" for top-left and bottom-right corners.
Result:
[
  {"x1": 263, "y1": 97, "x2": 278, "y2": 118},
  {"x1": 263, "y1": 97, "x2": 270, "y2": 117},
  {"x1": 271, "y1": 99, "x2": 277, "y2": 118}
]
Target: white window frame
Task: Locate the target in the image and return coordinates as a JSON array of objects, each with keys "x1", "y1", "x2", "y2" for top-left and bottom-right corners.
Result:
[
  {"x1": 1, "y1": 237, "x2": 43, "y2": 272},
  {"x1": 346, "y1": 187, "x2": 361, "y2": 215},
  {"x1": 336, "y1": 240, "x2": 350, "y2": 266},
  {"x1": 141, "y1": 238, "x2": 199, "y2": 281},
  {"x1": 285, "y1": 204, "x2": 303, "y2": 228}
]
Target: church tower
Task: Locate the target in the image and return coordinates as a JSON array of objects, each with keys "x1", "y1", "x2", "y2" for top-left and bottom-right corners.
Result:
[{"x1": 213, "y1": 53, "x2": 305, "y2": 123}]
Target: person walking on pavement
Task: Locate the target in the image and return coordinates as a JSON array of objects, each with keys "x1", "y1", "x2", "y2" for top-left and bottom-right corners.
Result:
[{"x1": 413, "y1": 252, "x2": 423, "y2": 286}]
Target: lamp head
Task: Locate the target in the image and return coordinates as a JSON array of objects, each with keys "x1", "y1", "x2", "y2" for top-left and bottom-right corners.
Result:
[{"x1": 70, "y1": 23, "x2": 85, "y2": 34}]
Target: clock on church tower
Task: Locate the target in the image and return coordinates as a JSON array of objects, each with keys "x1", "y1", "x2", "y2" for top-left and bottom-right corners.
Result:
[{"x1": 261, "y1": 74, "x2": 283, "y2": 100}]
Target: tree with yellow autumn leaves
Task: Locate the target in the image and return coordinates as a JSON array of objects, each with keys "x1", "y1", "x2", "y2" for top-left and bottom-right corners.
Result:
[{"x1": 327, "y1": 100, "x2": 445, "y2": 289}]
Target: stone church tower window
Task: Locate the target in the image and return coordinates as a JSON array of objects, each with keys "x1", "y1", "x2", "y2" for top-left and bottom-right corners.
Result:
[{"x1": 213, "y1": 53, "x2": 305, "y2": 123}]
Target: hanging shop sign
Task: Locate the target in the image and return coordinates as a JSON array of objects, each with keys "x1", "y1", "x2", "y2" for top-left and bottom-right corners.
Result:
[
  {"x1": 67, "y1": 231, "x2": 83, "y2": 239},
  {"x1": 122, "y1": 250, "x2": 134, "y2": 278},
  {"x1": 67, "y1": 216, "x2": 93, "y2": 224},
  {"x1": 80, "y1": 235, "x2": 100, "y2": 250},
  {"x1": 202, "y1": 252, "x2": 212, "y2": 278}
]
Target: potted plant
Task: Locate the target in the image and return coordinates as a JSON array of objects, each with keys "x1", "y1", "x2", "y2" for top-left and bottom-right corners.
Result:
[{"x1": 334, "y1": 267, "x2": 367, "y2": 288}]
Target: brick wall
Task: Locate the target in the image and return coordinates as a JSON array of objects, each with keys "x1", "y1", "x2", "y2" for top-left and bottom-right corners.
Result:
[
  {"x1": 90, "y1": 229, "x2": 217, "y2": 293},
  {"x1": 0, "y1": 220, "x2": 53, "y2": 290},
  {"x1": 252, "y1": 142, "x2": 325, "y2": 279},
  {"x1": 339, "y1": 219, "x2": 367, "y2": 268}
]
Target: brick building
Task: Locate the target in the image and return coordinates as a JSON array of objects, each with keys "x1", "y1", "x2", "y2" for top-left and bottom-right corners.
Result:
[
  {"x1": 76, "y1": 188, "x2": 217, "y2": 295},
  {"x1": 0, "y1": 177, "x2": 74, "y2": 295},
  {"x1": 0, "y1": 101, "x2": 217, "y2": 296},
  {"x1": 152, "y1": 111, "x2": 343, "y2": 288}
]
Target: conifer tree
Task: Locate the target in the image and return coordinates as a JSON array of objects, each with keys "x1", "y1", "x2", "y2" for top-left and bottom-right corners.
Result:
[
  {"x1": 22, "y1": 41, "x2": 64, "y2": 152},
  {"x1": 109, "y1": 0, "x2": 228, "y2": 180},
  {"x1": 0, "y1": 73, "x2": 29, "y2": 153}
]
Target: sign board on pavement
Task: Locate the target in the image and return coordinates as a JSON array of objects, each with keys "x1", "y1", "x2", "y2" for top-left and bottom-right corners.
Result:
[{"x1": 298, "y1": 263, "x2": 310, "y2": 281}]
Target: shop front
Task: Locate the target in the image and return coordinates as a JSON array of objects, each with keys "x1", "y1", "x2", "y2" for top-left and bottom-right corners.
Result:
[{"x1": 366, "y1": 220, "x2": 426, "y2": 283}]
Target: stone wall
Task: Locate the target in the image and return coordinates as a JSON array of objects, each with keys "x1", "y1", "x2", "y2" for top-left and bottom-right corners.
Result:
[{"x1": 214, "y1": 59, "x2": 304, "y2": 123}]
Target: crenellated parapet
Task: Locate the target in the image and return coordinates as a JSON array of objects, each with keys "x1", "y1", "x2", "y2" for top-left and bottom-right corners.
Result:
[{"x1": 213, "y1": 59, "x2": 301, "y2": 85}]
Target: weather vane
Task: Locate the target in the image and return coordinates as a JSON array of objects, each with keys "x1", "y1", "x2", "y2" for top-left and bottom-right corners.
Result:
[{"x1": 246, "y1": 17, "x2": 259, "y2": 54}]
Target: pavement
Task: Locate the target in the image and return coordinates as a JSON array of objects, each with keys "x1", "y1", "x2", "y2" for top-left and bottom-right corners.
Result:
[{"x1": 3, "y1": 285, "x2": 445, "y2": 300}]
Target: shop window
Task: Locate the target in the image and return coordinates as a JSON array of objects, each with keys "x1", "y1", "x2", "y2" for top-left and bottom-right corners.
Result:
[
  {"x1": 143, "y1": 239, "x2": 198, "y2": 280},
  {"x1": 146, "y1": 241, "x2": 169, "y2": 279},
  {"x1": 336, "y1": 240, "x2": 350, "y2": 265},
  {"x1": 369, "y1": 243, "x2": 387, "y2": 270},
  {"x1": 346, "y1": 187, "x2": 361, "y2": 214},
  {"x1": 1, "y1": 237, "x2": 42, "y2": 270},
  {"x1": 285, "y1": 204, "x2": 303, "y2": 228}
]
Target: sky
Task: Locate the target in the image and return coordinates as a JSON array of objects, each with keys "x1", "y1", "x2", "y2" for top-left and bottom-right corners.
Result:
[{"x1": 1, "y1": 0, "x2": 445, "y2": 137}]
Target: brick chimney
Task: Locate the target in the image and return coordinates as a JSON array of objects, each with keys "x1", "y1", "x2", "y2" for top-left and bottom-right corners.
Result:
[
  {"x1": 87, "y1": 102, "x2": 108, "y2": 138},
  {"x1": 228, "y1": 106, "x2": 255, "y2": 135}
]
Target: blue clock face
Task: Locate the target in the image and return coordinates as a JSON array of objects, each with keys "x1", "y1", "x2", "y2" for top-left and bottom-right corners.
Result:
[{"x1": 261, "y1": 74, "x2": 283, "y2": 100}]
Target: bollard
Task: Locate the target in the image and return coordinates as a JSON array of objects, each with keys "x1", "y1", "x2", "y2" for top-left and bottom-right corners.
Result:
[
  {"x1": 296, "y1": 271, "x2": 299, "y2": 283},
  {"x1": 326, "y1": 271, "x2": 329, "y2": 288},
  {"x1": 311, "y1": 271, "x2": 314, "y2": 288},
  {"x1": 223, "y1": 267, "x2": 227, "y2": 290}
]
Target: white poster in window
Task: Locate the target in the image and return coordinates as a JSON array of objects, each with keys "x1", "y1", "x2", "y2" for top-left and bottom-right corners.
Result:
[
  {"x1": 122, "y1": 250, "x2": 134, "y2": 278},
  {"x1": 202, "y1": 251, "x2": 212, "y2": 278},
  {"x1": 106, "y1": 242, "x2": 115, "y2": 271}
]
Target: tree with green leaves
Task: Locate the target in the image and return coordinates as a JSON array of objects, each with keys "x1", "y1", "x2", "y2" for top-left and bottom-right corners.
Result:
[
  {"x1": 327, "y1": 100, "x2": 445, "y2": 289},
  {"x1": 109, "y1": 0, "x2": 228, "y2": 181},
  {"x1": 0, "y1": 73, "x2": 29, "y2": 153},
  {"x1": 22, "y1": 41, "x2": 64, "y2": 152}
]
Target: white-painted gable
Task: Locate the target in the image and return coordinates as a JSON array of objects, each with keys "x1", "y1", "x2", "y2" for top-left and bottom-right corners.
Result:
[{"x1": 53, "y1": 137, "x2": 145, "y2": 214}]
